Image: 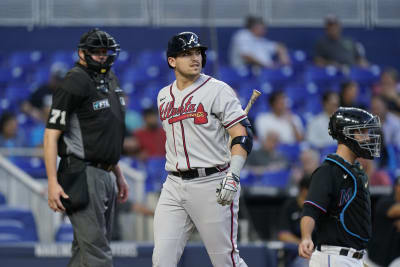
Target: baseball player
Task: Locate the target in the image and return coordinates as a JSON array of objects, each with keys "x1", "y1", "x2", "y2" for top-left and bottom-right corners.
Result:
[
  {"x1": 152, "y1": 32, "x2": 252, "y2": 267},
  {"x1": 298, "y1": 107, "x2": 382, "y2": 266}
]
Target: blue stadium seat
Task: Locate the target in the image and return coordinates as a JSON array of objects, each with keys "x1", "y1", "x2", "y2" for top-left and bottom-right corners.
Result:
[
  {"x1": 0, "y1": 207, "x2": 38, "y2": 242},
  {"x1": 277, "y1": 143, "x2": 301, "y2": 163},
  {"x1": 257, "y1": 66, "x2": 294, "y2": 90},
  {"x1": 121, "y1": 66, "x2": 163, "y2": 85},
  {"x1": 145, "y1": 157, "x2": 167, "y2": 192},
  {"x1": 0, "y1": 192, "x2": 6, "y2": 205},
  {"x1": 349, "y1": 66, "x2": 380, "y2": 88},
  {"x1": 319, "y1": 145, "x2": 337, "y2": 160},
  {"x1": 258, "y1": 169, "x2": 291, "y2": 188},
  {"x1": 11, "y1": 156, "x2": 47, "y2": 179},
  {"x1": 50, "y1": 50, "x2": 77, "y2": 68},
  {"x1": 5, "y1": 82, "x2": 32, "y2": 106},
  {"x1": 0, "y1": 67, "x2": 26, "y2": 85},
  {"x1": 304, "y1": 65, "x2": 344, "y2": 89},
  {"x1": 218, "y1": 65, "x2": 251, "y2": 89},
  {"x1": 55, "y1": 222, "x2": 73, "y2": 242},
  {"x1": 9, "y1": 51, "x2": 45, "y2": 70},
  {"x1": 135, "y1": 50, "x2": 166, "y2": 68},
  {"x1": 113, "y1": 50, "x2": 134, "y2": 73}
]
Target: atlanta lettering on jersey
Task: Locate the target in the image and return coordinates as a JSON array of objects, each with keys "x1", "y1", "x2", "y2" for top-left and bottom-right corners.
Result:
[{"x1": 159, "y1": 96, "x2": 208, "y2": 125}]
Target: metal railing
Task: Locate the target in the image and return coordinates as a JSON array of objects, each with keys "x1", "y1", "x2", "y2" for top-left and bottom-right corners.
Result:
[
  {"x1": 0, "y1": 148, "x2": 148, "y2": 242},
  {"x1": 0, "y1": 0, "x2": 398, "y2": 27}
]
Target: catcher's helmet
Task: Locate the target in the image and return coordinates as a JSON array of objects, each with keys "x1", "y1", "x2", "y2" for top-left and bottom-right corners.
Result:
[
  {"x1": 329, "y1": 107, "x2": 381, "y2": 159},
  {"x1": 78, "y1": 28, "x2": 120, "y2": 74},
  {"x1": 166, "y1": 32, "x2": 207, "y2": 69}
]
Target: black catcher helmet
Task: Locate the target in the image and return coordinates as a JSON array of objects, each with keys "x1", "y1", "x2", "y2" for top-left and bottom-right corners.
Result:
[
  {"x1": 329, "y1": 107, "x2": 382, "y2": 159},
  {"x1": 166, "y1": 32, "x2": 208, "y2": 69},
  {"x1": 78, "y1": 28, "x2": 120, "y2": 73}
]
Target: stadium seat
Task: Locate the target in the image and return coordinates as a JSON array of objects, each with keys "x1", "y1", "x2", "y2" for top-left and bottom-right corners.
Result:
[
  {"x1": 11, "y1": 156, "x2": 47, "y2": 179},
  {"x1": 257, "y1": 66, "x2": 294, "y2": 90},
  {"x1": 319, "y1": 145, "x2": 337, "y2": 160},
  {"x1": 277, "y1": 143, "x2": 301, "y2": 163},
  {"x1": 218, "y1": 65, "x2": 251, "y2": 89},
  {"x1": 304, "y1": 65, "x2": 344, "y2": 89},
  {"x1": 349, "y1": 65, "x2": 380, "y2": 88},
  {"x1": 0, "y1": 192, "x2": 6, "y2": 205},
  {"x1": 50, "y1": 50, "x2": 77, "y2": 68},
  {"x1": 9, "y1": 51, "x2": 45, "y2": 70},
  {"x1": 121, "y1": 66, "x2": 163, "y2": 85},
  {"x1": 135, "y1": 50, "x2": 166, "y2": 68},
  {"x1": 55, "y1": 222, "x2": 74, "y2": 242},
  {"x1": 145, "y1": 157, "x2": 167, "y2": 192},
  {"x1": 113, "y1": 50, "x2": 134, "y2": 73},
  {"x1": 258, "y1": 169, "x2": 291, "y2": 188},
  {"x1": 0, "y1": 207, "x2": 38, "y2": 242}
]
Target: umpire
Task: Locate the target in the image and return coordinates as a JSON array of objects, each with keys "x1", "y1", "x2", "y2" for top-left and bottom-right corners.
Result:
[
  {"x1": 44, "y1": 28, "x2": 129, "y2": 267},
  {"x1": 298, "y1": 107, "x2": 382, "y2": 266}
]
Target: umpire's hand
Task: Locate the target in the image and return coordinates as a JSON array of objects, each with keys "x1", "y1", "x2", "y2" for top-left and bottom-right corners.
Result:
[
  {"x1": 116, "y1": 174, "x2": 129, "y2": 203},
  {"x1": 48, "y1": 181, "x2": 69, "y2": 212},
  {"x1": 216, "y1": 172, "x2": 239, "y2": 206},
  {"x1": 298, "y1": 238, "x2": 314, "y2": 259}
]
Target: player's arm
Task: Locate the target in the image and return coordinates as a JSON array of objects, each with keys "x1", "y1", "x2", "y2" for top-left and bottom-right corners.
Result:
[
  {"x1": 387, "y1": 203, "x2": 400, "y2": 218},
  {"x1": 112, "y1": 164, "x2": 129, "y2": 203},
  {"x1": 44, "y1": 128, "x2": 68, "y2": 212},
  {"x1": 299, "y1": 216, "x2": 315, "y2": 259}
]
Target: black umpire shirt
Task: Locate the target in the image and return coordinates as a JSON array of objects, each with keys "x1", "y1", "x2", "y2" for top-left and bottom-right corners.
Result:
[
  {"x1": 302, "y1": 153, "x2": 371, "y2": 250},
  {"x1": 46, "y1": 63, "x2": 126, "y2": 165}
]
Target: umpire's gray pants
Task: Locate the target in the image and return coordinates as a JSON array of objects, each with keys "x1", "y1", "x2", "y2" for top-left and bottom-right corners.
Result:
[{"x1": 67, "y1": 166, "x2": 117, "y2": 267}]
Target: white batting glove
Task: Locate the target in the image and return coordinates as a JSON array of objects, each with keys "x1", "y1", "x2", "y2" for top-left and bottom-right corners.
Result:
[{"x1": 216, "y1": 172, "x2": 239, "y2": 206}]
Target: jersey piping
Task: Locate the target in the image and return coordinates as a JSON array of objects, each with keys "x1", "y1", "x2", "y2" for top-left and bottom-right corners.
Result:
[
  {"x1": 62, "y1": 113, "x2": 85, "y2": 159},
  {"x1": 304, "y1": 200, "x2": 327, "y2": 213},
  {"x1": 224, "y1": 114, "x2": 247, "y2": 128},
  {"x1": 325, "y1": 157, "x2": 369, "y2": 242}
]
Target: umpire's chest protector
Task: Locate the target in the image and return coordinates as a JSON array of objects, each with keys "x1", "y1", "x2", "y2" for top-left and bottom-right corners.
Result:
[{"x1": 325, "y1": 154, "x2": 372, "y2": 242}]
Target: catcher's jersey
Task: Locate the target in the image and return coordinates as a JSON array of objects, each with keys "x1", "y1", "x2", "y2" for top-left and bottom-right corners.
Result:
[{"x1": 157, "y1": 74, "x2": 246, "y2": 172}]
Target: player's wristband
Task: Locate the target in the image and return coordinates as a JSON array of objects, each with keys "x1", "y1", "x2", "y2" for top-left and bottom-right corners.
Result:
[{"x1": 230, "y1": 155, "x2": 246, "y2": 178}]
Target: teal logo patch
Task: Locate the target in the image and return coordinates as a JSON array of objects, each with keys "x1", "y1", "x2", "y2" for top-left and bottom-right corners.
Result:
[{"x1": 93, "y1": 99, "x2": 110, "y2": 110}]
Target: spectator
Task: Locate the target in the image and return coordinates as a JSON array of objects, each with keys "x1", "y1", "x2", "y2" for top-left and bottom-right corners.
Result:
[
  {"x1": 306, "y1": 91, "x2": 339, "y2": 148},
  {"x1": 339, "y1": 80, "x2": 361, "y2": 108},
  {"x1": 291, "y1": 148, "x2": 320, "y2": 185},
  {"x1": 0, "y1": 112, "x2": 26, "y2": 148},
  {"x1": 21, "y1": 64, "x2": 66, "y2": 122},
  {"x1": 126, "y1": 107, "x2": 166, "y2": 160},
  {"x1": 278, "y1": 177, "x2": 311, "y2": 267},
  {"x1": 373, "y1": 68, "x2": 400, "y2": 115},
  {"x1": 255, "y1": 91, "x2": 304, "y2": 144},
  {"x1": 367, "y1": 176, "x2": 400, "y2": 266},
  {"x1": 246, "y1": 131, "x2": 289, "y2": 174},
  {"x1": 229, "y1": 15, "x2": 290, "y2": 69},
  {"x1": 314, "y1": 15, "x2": 368, "y2": 69}
]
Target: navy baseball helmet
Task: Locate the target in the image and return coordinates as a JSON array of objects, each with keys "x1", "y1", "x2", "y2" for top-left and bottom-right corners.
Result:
[
  {"x1": 329, "y1": 107, "x2": 382, "y2": 159},
  {"x1": 78, "y1": 28, "x2": 120, "y2": 73},
  {"x1": 166, "y1": 32, "x2": 207, "y2": 69}
]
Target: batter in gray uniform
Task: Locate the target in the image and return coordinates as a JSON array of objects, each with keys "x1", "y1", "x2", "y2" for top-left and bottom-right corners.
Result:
[{"x1": 152, "y1": 32, "x2": 253, "y2": 267}]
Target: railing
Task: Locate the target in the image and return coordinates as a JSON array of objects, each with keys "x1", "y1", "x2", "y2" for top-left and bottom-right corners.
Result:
[
  {"x1": 0, "y1": 0, "x2": 399, "y2": 27},
  {"x1": 0, "y1": 148, "x2": 148, "y2": 242}
]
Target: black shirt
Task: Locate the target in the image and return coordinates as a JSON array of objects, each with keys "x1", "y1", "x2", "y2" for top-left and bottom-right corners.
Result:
[
  {"x1": 28, "y1": 84, "x2": 53, "y2": 109},
  {"x1": 46, "y1": 63, "x2": 126, "y2": 164},
  {"x1": 315, "y1": 36, "x2": 361, "y2": 66},
  {"x1": 368, "y1": 196, "x2": 400, "y2": 266},
  {"x1": 279, "y1": 197, "x2": 302, "y2": 239},
  {"x1": 302, "y1": 154, "x2": 371, "y2": 250}
]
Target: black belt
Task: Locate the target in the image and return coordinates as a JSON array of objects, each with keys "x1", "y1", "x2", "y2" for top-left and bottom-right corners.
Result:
[
  {"x1": 171, "y1": 167, "x2": 222, "y2": 180},
  {"x1": 87, "y1": 162, "x2": 113, "y2": 172},
  {"x1": 316, "y1": 244, "x2": 364, "y2": 260}
]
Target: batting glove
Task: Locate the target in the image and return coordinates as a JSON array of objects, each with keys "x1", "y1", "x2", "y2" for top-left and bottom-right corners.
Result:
[{"x1": 216, "y1": 172, "x2": 239, "y2": 206}]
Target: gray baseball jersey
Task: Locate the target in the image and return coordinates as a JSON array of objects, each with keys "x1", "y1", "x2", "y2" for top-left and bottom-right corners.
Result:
[
  {"x1": 157, "y1": 73, "x2": 247, "y2": 171},
  {"x1": 153, "y1": 73, "x2": 248, "y2": 267}
]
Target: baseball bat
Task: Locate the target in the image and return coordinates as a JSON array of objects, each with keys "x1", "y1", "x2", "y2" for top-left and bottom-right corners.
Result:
[{"x1": 228, "y1": 89, "x2": 261, "y2": 145}]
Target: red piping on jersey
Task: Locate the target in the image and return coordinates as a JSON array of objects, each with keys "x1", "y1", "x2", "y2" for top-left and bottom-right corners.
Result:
[
  {"x1": 230, "y1": 203, "x2": 236, "y2": 267},
  {"x1": 180, "y1": 121, "x2": 191, "y2": 169},
  {"x1": 171, "y1": 76, "x2": 211, "y2": 170},
  {"x1": 180, "y1": 77, "x2": 212, "y2": 108},
  {"x1": 169, "y1": 83, "x2": 179, "y2": 171},
  {"x1": 224, "y1": 115, "x2": 247, "y2": 129}
]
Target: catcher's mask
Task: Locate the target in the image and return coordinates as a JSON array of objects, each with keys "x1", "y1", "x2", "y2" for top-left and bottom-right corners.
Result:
[
  {"x1": 78, "y1": 28, "x2": 120, "y2": 74},
  {"x1": 329, "y1": 107, "x2": 382, "y2": 159},
  {"x1": 166, "y1": 32, "x2": 207, "y2": 69}
]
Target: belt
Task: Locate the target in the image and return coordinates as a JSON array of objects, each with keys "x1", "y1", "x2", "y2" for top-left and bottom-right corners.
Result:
[
  {"x1": 317, "y1": 244, "x2": 365, "y2": 260},
  {"x1": 171, "y1": 165, "x2": 229, "y2": 180},
  {"x1": 88, "y1": 162, "x2": 113, "y2": 172}
]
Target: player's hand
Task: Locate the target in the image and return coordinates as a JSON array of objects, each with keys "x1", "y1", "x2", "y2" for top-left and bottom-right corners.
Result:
[
  {"x1": 216, "y1": 172, "x2": 239, "y2": 206},
  {"x1": 298, "y1": 238, "x2": 314, "y2": 259},
  {"x1": 48, "y1": 180, "x2": 68, "y2": 213},
  {"x1": 116, "y1": 174, "x2": 129, "y2": 203}
]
